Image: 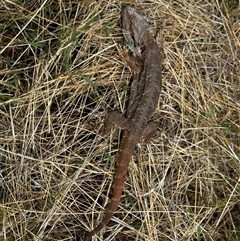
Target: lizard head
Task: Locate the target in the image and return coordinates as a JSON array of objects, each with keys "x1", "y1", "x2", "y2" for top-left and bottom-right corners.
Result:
[{"x1": 121, "y1": 4, "x2": 151, "y2": 53}]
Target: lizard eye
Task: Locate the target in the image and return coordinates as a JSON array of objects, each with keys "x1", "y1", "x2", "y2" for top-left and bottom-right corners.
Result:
[
  {"x1": 130, "y1": 19, "x2": 137, "y2": 28},
  {"x1": 129, "y1": 17, "x2": 134, "y2": 24}
]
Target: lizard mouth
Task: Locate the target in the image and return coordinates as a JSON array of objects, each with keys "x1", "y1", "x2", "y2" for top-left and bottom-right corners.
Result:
[
  {"x1": 121, "y1": 4, "x2": 150, "y2": 53},
  {"x1": 121, "y1": 5, "x2": 135, "y2": 51}
]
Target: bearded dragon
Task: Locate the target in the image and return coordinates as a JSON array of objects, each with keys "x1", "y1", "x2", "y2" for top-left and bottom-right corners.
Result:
[{"x1": 83, "y1": 4, "x2": 163, "y2": 240}]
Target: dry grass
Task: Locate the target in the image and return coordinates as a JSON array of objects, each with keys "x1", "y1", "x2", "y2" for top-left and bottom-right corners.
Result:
[{"x1": 0, "y1": 0, "x2": 240, "y2": 240}]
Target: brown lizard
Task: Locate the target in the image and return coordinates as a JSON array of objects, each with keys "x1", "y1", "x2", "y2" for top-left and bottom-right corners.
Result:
[{"x1": 83, "y1": 4, "x2": 163, "y2": 240}]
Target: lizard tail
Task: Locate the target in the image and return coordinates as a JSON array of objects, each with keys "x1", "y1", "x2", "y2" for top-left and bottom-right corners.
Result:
[
  {"x1": 83, "y1": 187, "x2": 122, "y2": 241},
  {"x1": 83, "y1": 134, "x2": 139, "y2": 241}
]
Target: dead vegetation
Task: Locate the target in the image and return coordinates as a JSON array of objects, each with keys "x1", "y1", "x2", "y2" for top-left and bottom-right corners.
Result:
[{"x1": 0, "y1": 0, "x2": 239, "y2": 240}]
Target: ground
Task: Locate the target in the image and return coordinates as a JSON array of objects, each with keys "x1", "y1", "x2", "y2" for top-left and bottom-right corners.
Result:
[{"x1": 0, "y1": 0, "x2": 240, "y2": 240}]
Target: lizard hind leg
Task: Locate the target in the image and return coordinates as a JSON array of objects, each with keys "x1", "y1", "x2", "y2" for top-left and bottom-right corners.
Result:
[
  {"x1": 101, "y1": 110, "x2": 130, "y2": 136},
  {"x1": 141, "y1": 122, "x2": 159, "y2": 143}
]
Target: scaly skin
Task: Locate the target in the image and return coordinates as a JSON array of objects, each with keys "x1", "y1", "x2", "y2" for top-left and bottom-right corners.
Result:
[{"x1": 83, "y1": 4, "x2": 163, "y2": 240}]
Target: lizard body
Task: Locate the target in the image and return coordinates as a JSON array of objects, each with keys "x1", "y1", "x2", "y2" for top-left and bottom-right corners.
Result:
[{"x1": 83, "y1": 5, "x2": 162, "y2": 240}]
